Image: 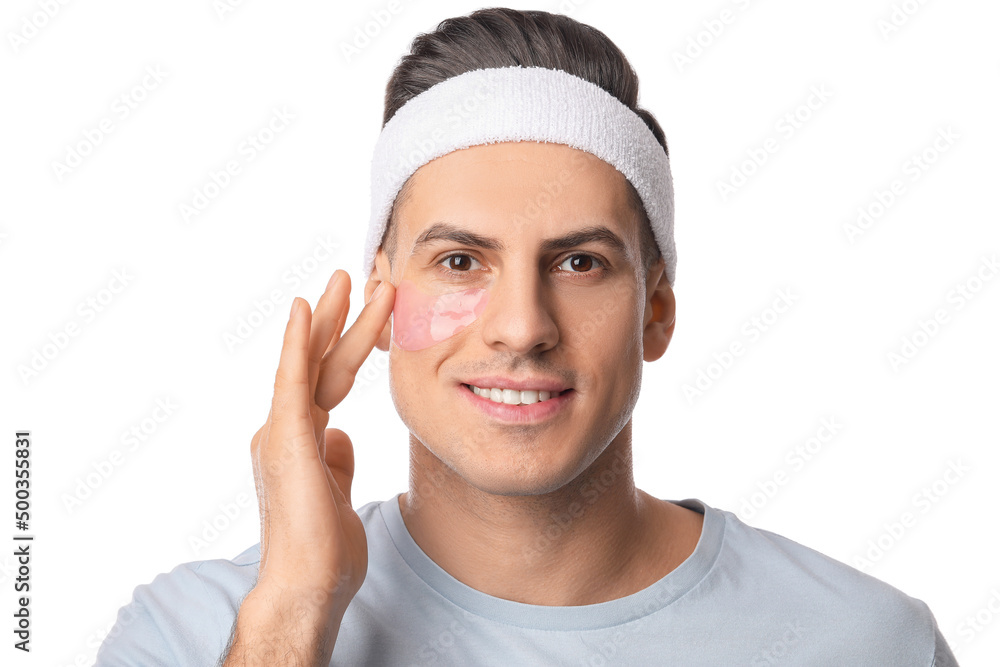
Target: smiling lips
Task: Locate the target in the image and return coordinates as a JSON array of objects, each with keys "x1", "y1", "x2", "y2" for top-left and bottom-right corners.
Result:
[
  {"x1": 464, "y1": 384, "x2": 567, "y2": 406},
  {"x1": 460, "y1": 382, "x2": 574, "y2": 423}
]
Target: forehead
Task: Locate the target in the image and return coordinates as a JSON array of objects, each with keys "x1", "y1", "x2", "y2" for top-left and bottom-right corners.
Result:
[{"x1": 395, "y1": 141, "x2": 638, "y2": 247}]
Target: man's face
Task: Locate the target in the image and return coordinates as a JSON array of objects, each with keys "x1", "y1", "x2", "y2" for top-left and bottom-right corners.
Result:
[{"x1": 375, "y1": 140, "x2": 667, "y2": 496}]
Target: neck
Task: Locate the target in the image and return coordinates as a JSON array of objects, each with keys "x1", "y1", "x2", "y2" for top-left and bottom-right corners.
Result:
[{"x1": 397, "y1": 424, "x2": 702, "y2": 606}]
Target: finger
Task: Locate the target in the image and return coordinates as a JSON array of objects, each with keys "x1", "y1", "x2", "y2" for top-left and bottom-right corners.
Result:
[
  {"x1": 323, "y1": 427, "x2": 355, "y2": 507},
  {"x1": 322, "y1": 292, "x2": 351, "y2": 360},
  {"x1": 307, "y1": 270, "x2": 351, "y2": 399},
  {"x1": 270, "y1": 297, "x2": 314, "y2": 437},
  {"x1": 315, "y1": 281, "x2": 395, "y2": 411}
]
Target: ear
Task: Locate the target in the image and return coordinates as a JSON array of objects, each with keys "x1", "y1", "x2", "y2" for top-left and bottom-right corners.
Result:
[
  {"x1": 642, "y1": 258, "x2": 675, "y2": 362},
  {"x1": 365, "y1": 248, "x2": 393, "y2": 352}
]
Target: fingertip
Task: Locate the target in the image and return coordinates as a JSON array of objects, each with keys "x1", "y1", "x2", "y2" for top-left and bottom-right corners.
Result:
[
  {"x1": 366, "y1": 282, "x2": 383, "y2": 305},
  {"x1": 285, "y1": 297, "x2": 310, "y2": 343},
  {"x1": 289, "y1": 297, "x2": 312, "y2": 325},
  {"x1": 326, "y1": 270, "x2": 345, "y2": 292}
]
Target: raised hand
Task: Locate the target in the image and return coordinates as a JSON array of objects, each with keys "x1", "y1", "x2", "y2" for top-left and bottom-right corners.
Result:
[{"x1": 223, "y1": 270, "x2": 395, "y2": 666}]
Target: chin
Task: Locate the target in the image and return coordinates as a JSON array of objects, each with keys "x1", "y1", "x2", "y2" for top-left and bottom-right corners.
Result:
[
  {"x1": 456, "y1": 454, "x2": 586, "y2": 498},
  {"x1": 468, "y1": 478, "x2": 567, "y2": 498}
]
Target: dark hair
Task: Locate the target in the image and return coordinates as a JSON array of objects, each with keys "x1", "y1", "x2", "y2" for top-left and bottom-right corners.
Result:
[{"x1": 378, "y1": 7, "x2": 666, "y2": 278}]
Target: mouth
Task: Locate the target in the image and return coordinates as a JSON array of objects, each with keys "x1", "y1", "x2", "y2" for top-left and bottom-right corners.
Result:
[
  {"x1": 461, "y1": 383, "x2": 572, "y2": 406},
  {"x1": 458, "y1": 383, "x2": 575, "y2": 424}
]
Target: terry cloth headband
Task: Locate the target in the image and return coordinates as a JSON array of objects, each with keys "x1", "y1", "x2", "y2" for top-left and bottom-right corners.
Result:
[{"x1": 363, "y1": 65, "x2": 676, "y2": 285}]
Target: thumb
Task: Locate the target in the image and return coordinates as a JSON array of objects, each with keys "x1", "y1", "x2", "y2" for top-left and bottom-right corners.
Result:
[{"x1": 323, "y1": 427, "x2": 356, "y2": 506}]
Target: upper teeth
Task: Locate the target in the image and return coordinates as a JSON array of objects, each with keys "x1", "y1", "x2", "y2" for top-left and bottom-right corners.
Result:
[{"x1": 468, "y1": 385, "x2": 561, "y2": 405}]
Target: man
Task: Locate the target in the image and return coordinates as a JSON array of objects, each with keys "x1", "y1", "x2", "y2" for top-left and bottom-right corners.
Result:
[{"x1": 97, "y1": 8, "x2": 957, "y2": 666}]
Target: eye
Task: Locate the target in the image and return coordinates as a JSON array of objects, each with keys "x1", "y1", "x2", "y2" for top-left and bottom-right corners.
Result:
[
  {"x1": 556, "y1": 254, "x2": 605, "y2": 274},
  {"x1": 437, "y1": 252, "x2": 606, "y2": 277},
  {"x1": 438, "y1": 253, "x2": 481, "y2": 273}
]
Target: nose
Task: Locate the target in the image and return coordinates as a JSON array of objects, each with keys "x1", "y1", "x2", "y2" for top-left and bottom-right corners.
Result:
[{"x1": 477, "y1": 265, "x2": 559, "y2": 355}]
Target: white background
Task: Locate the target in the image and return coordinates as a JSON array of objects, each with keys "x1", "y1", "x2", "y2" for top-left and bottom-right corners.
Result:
[{"x1": 2, "y1": 0, "x2": 997, "y2": 664}]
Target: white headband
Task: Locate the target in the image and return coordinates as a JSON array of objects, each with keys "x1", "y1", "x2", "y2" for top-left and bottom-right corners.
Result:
[{"x1": 364, "y1": 65, "x2": 676, "y2": 285}]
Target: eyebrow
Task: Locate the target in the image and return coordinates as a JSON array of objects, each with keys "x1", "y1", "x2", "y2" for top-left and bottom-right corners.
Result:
[{"x1": 409, "y1": 222, "x2": 629, "y2": 258}]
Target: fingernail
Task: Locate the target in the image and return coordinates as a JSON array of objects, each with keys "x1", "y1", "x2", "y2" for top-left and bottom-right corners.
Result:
[
  {"x1": 326, "y1": 271, "x2": 341, "y2": 291},
  {"x1": 290, "y1": 298, "x2": 300, "y2": 317},
  {"x1": 368, "y1": 281, "x2": 386, "y2": 304}
]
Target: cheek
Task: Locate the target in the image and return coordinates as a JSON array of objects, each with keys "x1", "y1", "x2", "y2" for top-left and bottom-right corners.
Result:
[{"x1": 391, "y1": 279, "x2": 490, "y2": 351}]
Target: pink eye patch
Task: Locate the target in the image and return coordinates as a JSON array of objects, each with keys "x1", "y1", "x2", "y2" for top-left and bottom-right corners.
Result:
[{"x1": 391, "y1": 279, "x2": 490, "y2": 351}]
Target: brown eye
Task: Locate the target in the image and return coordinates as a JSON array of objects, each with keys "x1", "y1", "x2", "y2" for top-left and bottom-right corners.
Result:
[
  {"x1": 558, "y1": 254, "x2": 600, "y2": 273},
  {"x1": 439, "y1": 254, "x2": 479, "y2": 272}
]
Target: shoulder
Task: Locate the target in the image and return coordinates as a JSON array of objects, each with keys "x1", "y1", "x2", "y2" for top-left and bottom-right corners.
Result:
[
  {"x1": 95, "y1": 544, "x2": 261, "y2": 666},
  {"x1": 685, "y1": 500, "x2": 957, "y2": 665},
  {"x1": 95, "y1": 498, "x2": 388, "y2": 666}
]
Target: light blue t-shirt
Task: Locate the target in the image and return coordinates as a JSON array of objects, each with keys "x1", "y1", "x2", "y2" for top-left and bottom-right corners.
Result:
[{"x1": 96, "y1": 495, "x2": 958, "y2": 666}]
